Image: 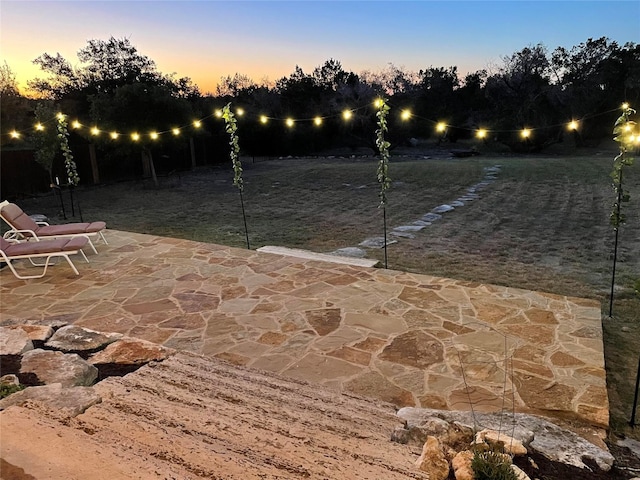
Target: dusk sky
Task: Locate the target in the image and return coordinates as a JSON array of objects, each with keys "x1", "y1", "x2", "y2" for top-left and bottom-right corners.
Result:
[{"x1": 1, "y1": 1, "x2": 639, "y2": 95}]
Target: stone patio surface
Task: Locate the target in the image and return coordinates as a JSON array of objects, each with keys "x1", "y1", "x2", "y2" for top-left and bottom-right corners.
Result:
[{"x1": 0, "y1": 230, "x2": 609, "y2": 428}]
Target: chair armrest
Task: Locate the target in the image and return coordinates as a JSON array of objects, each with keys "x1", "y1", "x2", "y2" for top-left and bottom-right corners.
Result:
[
  {"x1": 35, "y1": 221, "x2": 50, "y2": 226},
  {"x1": 2, "y1": 229, "x2": 41, "y2": 241}
]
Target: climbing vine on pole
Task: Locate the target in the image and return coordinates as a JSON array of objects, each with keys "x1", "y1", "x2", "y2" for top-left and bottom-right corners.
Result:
[
  {"x1": 56, "y1": 113, "x2": 79, "y2": 186},
  {"x1": 608, "y1": 104, "x2": 636, "y2": 317},
  {"x1": 375, "y1": 98, "x2": 391, "y2": 268},
  {"x1": 221, "y1": 103, "x2": 250, "y2": 249}
]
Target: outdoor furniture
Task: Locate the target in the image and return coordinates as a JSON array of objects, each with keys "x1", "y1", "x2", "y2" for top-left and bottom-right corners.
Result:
[
  {"x1": 0, "y1": 200, "x2": 107, "y2": 254},
  {"x1": 0, "y1": 236, "x2": 89, "y2": 279}
]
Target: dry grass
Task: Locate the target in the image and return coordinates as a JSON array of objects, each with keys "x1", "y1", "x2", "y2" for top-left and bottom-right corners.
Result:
[{"x1": 12, "y1": 146, "x2": 640, "y2": 439}]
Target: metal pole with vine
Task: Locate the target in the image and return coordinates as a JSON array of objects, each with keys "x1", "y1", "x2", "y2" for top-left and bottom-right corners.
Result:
[
  {"x1": 608, "y1": 104, "x2": 636, "y2": 317},
  {"x1": 56, "y1": 113, "x2": 82, "y2": 221},
  {"x1": 221, "y1": 103, "x2": 250, "y2": 250},
  {"x1": 375, "y1": 98, "x2": 392, "y2": 269}
]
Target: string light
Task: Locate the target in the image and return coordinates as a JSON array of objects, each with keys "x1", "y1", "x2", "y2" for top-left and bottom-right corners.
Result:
[
  {"x1": 622, "y1": 102, "x2": 630, "y2": 110},
  {"x1": 131, "y1": 132, "x2": 140, "y2": 141},
  {"x1": 373, "y1": 98, "x2": 384, "y2": 108},
  {"x1": 3, "y1": 104, "x2": 634, "y2": 145}
]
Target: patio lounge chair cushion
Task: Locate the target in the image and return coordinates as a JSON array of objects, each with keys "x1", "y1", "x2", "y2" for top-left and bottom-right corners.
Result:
[
  {"x1": 0, "y1": 202, "x2": 106, "y2": 238},
  {"x1": 0, "y1": 236, "x2": 89, "y2": 279},
  {"x1": 1, "y1": 236, "x2": 88, "y2": 256}
]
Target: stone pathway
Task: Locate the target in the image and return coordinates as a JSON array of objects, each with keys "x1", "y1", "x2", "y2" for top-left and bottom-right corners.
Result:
[
  {"x1": 0, "y1": 228, "x2": 608, "y2": 429},
  {"x1": 333, "y1": 165, "x2": 502, "y2": 257}
]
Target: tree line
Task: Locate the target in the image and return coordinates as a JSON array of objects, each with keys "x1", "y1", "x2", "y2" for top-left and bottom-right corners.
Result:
[{"x1": 1, "y1": 36, "x2": 638, "y2": 183}]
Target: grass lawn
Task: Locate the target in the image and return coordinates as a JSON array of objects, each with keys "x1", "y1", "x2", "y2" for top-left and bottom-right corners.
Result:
[{"x1": 12, "y1": 144, "x2": 640, "y2": 442}]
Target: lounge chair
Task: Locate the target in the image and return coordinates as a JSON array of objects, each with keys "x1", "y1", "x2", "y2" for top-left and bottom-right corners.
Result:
[
  {"x1": 0, "y1": 200, "x2": 107, "y2": 254},
  {"x1": 0, "y1": 236, "x2": 89, "y2": 279}
]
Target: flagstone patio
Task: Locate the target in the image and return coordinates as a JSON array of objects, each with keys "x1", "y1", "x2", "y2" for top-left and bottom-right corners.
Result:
[{"x1": 0, "y1": 229, "x2": 609, "y2": 429}]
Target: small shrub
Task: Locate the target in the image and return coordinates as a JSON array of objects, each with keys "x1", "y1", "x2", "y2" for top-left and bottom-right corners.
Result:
[
  {"x1": 471, "y1": 449, "x2": 518, "y2": 480},
  {"x1": 0, "y1": 383, "x2": 25, "y2": 399}
]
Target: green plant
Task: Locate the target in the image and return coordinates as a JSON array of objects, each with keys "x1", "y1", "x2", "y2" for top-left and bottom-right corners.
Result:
[
  {"x1": 0, "y1": 383, "x2": 25, "y2": 399},
  {"x1": 608, "y1": 104, "x2": 636, "y2": 316},
  {"x1": 221, "y1": 103, "x2": 250, "y2": 249},
  {"x1": 56, "y1": 113, "x2": 79, "y2": 186},
  {"x1": 471, "y1": 449, "x2": 518, "y2": 480},
  {"x1": 375, "y1": 98, "x2": 391, "y2": 268}
]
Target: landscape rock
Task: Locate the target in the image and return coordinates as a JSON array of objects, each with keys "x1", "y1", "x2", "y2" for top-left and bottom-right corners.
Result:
[
  {"x1": 511, "y1": 464, "x2": 531, "y2": 480},
  {"x1": 415, "y1": 436, "x2": 450, "y2": 480},
  {"x1": 46, "y1": 325, "x2": 122, "y2": 355},
  {"x1": 474, "y1": 428, "x2": 528, "y2": 455},
  {"x1": 421, "y1": 213, "x2": 442, "y2": 222},
  {"x1": 330, "y1": 247, "x2": 367, "y2": 258},
  {"x1": 452, "y1": 450, "x2": 474, "y2": 480},
  {"x1": 0, "y1": 326, "x2": 34, "y2": 374},
  {"x1": 0, "y1": 383, "x2": 101, "y2": 416},
  {"x1": 89, "y1": 337, "x2": 175, "y2": 377},
  {"x1": 359, "y1": 237, "x2": 398, "y2": 248},
  {"x1": 1, "y1": 374, "x2": 19, "y2": 386},
  {"x1": 398, "y1": 407, "x2": 614, "y2": 471},
  {"x1": 20, "y1": 349, "x2": 98, "y2": 387},
  {"x1": 390, "y1": 231, "x2": 415, "y2": 238},
  {"x1": 5, "y1": 324, "x2": 54, "y2": 345},
  {"x1": 393, "y1": 225, "x2": 425, "y2": 232},
  {"x1": 432, "y1": 204, "x2": 455, "y2": 214}
]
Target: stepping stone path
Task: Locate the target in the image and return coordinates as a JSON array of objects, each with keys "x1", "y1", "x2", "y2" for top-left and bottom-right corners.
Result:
[{"x1": 339, "y1": 165, "x2": 502, "y2": 259}]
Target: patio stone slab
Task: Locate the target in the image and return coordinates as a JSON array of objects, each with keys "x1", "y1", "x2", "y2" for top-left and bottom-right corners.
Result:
[{"x1": 0, "y1": 229, "x2": 608, "y2": 429}]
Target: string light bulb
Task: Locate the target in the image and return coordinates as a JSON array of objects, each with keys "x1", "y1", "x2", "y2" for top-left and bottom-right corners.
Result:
[
  {"x1": 172, "y1": 128, "x2": 180, "y2": 136},
  {"x1": 150, "y1": 131, "x2": 159, "y2": 140},
  {"x1": 400, "y1": 109, "x2": 411, "y2": 121},
  {"x1": 193, "y1": 120, "x2": 202, "y2": 128},
  {"x1": 436, "y1": 122, "x2": 446, "y2": 133},
  {"x1": 568, "y1": 120, "x2": 579, "y2": 131},
  {"x1": 373, "y1": 98, "x2": 384, "y2": 108},
  {"x1": 622, "y1": 102, "x2": 630, "y2": 110},
  {"x1": 314, "y1": 116, "x2": 323, "y2": 126},
  {"x1": 131, "y1": 132, "x2": 140, "y2": 141},
  {"x1": 91, "y1": 127, "x2": 100, "y2": 136},
  {"x1": 236, "y1": 108, "x2": 244, "y2": 116},
  {"x1": 72, "y1": 120, "x2": 81, "y2": 129},
  {"x1": 476, "y1": 129, "x2": 487, "y2": 139},
  {"x1": 35, "y1": 123, "x2": 44, "y2": 131},
  {"x1": 214, "y1": 110, "x2": 223, "y2": 118},
  {"x1": 260, "y1": 115, "x2": 268, "y2": 124},
  {"x1": 342, "y1": 110, "x2": 353, "y2": 121},
  {"x1": 56, "y1": 112, "x2": 65, "y2": 121},
  {"x1": 10, "y1": 130, "x2": 20, "y2": 139},
  {"x1": 110, "y1": 131, "x2": 119, "y2": 140},
  {"x1": 286, "y1": 118, "x2": 294, "y2": 127},
  {"x1": 521, "y1": 128, "x2": 531, "y2": 139}
]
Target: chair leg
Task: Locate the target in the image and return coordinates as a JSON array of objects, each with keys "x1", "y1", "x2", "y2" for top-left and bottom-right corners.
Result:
[
  {"x1": 80, "y1": 249, "x2": 89, "y2": 263},
  {"x1": 86, "y1": 237, "x2": 98, "y2": 255},
  {"x1": 99, "y1": 231, "x2": 108, "y2": 245},
  {"x1": 61, "y1": 254, "x2": 80, "y2": 275}
]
